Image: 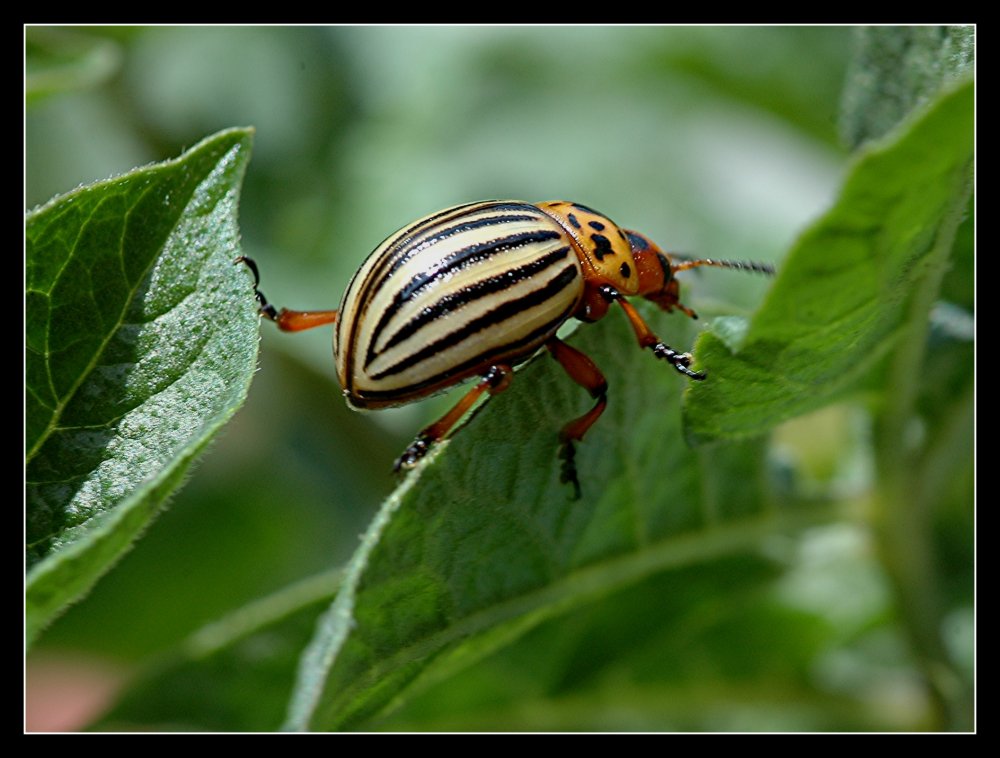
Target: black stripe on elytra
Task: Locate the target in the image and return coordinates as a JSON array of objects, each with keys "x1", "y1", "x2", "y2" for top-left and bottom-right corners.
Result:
[
  {"x1": 365, "y1": 203, "x2": 542, "y2": 297},
  {"x1": 362, "y1": 200, "x2": 483, "y2": 289},
  {"x1": 344, "y1": 201, "x2": 488, "y2": 386},
  {"x1": 357, "y1": 296, "x2": 580, "y2": 402},
  {"x1": 377, "y1": 208, "x2": 545, "y2": 287},
  {"x1": 371, "y1": 246, "x2": 573, "y2": 363},
  {"x1": 370, "y1": 263, "x2": 578, "y2": 381},
  {"x1": 364, "y1": 227, "x2": 563, "y2": 364}
]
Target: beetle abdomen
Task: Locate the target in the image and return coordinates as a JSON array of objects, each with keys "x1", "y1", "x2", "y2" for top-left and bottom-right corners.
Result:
[{"x1": 336, "y1": 201, "x2": 584, "y2": 408}]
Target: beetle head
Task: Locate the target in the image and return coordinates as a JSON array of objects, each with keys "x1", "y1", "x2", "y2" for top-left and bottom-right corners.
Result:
[
  {"x1": 626, "y1": 230, "x2": 776, "y2": 319},
  {"x1": 625, "y1": 230, "x2": 694, "y2": 318}
]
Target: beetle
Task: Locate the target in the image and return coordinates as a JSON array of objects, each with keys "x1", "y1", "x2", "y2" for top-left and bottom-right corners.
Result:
[{"x1": 240, "y1": 200, "x2": 773, "y2": 497}]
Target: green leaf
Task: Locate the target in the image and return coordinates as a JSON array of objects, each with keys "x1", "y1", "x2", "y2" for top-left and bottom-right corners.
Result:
[
  {"x1": 280, "y1": 303, "x2": 829, "y2": 731},
  {"x1": 25, "y1": 128, "x2": 259, "y2": 647},
  {"x1": 683, "y1": 78, "x2": 973, "y2": 444},
  {"x1": 839, "y1": 26, "x2": 974, "y2": 149},
  {"x1": 379, "y1": 558, "x2": 883, "y2": 732}
]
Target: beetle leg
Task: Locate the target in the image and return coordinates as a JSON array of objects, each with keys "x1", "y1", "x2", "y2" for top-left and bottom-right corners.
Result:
[
  {"x1": 236, "y1": 256, "x2": 339, "y2": 331},
  {"x1": 269, "y1": 308, "x2": 340, "y2": 332},
  {"x1": 547, "y1": 337, "x2": 609, "y2": 500},
  {"x1": 394, "y1": 364, "x2": 514, "y2": 473},
  {"x1": 598, "y1": 285, "x2": 706, "y2": 381}
]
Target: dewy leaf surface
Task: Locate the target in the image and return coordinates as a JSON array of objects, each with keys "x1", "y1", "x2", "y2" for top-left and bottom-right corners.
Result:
[
  {"x1": 683, "y1": 78, "x2": 973, "y2": 443},
  {"x1": 25, "y1": 128, "x2": 258, "y2": 646}
]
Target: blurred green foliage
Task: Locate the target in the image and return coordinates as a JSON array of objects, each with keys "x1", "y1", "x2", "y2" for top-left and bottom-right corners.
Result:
[{"x1": 25, "y1": 26, "x2": 973, "y2": 732}]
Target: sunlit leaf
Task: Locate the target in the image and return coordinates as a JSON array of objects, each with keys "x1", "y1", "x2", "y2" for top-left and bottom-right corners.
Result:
[{"x1": 26, "y1": 128, "x2": 259, "y2": 646}]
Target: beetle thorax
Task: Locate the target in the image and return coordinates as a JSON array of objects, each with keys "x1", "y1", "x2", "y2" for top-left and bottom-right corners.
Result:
[{"x1": 536, "y1": 201, "x2": 639, "y2": 295}]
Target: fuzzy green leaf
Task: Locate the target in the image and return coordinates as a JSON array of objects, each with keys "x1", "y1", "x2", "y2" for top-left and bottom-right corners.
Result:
[
  {"x1": 839, "y1": 26, "x2": 973, "y2": 149},
  {"x1": 683, "y1": 78, "x2": 973, "y2": 444},
  {"x1": 25, "y1": 128, "x2": 259, "y2": 646}
]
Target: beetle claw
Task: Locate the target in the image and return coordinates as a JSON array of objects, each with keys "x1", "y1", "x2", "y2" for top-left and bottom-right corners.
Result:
[
  {"x1": 652, "y1": 343, "x2": 706, "y2": 381},
  {"x1": 558, "y1": 440, "x2": 583, "y2": 500},
  {"x1": 236, "y1": 255, "x2": 280, "y2": 322},
  {"x1": 394, "y1": 434, "x2": 434, "y2": 473}
]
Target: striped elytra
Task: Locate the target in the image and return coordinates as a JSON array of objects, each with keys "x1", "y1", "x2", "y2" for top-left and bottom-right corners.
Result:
[
  {"x1": 335, "y1": 202, "x2": 585, "y2": 409},
  {"x1": 242, "y1": 199, "x2": 774, "y2": 497}
]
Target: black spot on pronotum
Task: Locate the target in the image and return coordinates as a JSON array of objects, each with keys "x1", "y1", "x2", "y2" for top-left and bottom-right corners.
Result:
[
  {"x1": 567, "y1": 213, "x2": 581, "y2": 229},
  {"x1": 588, "y1": 220, "x2": 605, "y2": 231},
  {"x1": 619, "y1": 262, "x2": 631, "y2": 279},
  {"x1": 591, "y1": 233, "x2": 613, "y2": 260}
]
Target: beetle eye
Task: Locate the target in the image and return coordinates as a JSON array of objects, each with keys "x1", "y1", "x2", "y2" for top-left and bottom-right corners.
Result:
[{"x1": 626, "y1": 231, "x2": 649, "y2": 252}]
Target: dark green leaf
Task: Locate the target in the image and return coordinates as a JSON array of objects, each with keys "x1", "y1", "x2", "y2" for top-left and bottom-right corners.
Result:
[
  {"x1": 283, "y1": 306, "x2": 828, "y2": 731},
  {"x1": 684, "y1": 78, "x2": 973, "y2": 444},
  {"x1": 379, "y1": 558, "x2": 892, "y2": 732},
  {"x1": 26, "y1": 128, "x2": 258, "y2": 646}
]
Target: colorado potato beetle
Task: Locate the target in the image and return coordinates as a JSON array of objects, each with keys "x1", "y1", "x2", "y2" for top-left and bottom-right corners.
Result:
[{"x1": 241, "y1": 200, "x2": 773, "y2": 497}]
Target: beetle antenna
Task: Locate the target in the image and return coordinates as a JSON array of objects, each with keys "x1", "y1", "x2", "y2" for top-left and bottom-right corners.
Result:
[{"x1": 670, "y1": 257, "x2": 775, "y2": 276}]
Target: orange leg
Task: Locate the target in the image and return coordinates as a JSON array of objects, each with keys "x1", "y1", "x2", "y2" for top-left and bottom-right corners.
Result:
[
  {"x1": 237, "y1": 256, "x2": 339, "y2": 331},
  {"x1": 600, "y1": 285, "x2": 706, "y2": 380},
  {"x1": 394, "y1": 364, "x2": 514, "y2": 472},
  {"x1": 547, "y1": 336, "x2": 609, "y2": 499},
  {"x1": 271, "y1": 309, "x2": 339, "y2": 332}
]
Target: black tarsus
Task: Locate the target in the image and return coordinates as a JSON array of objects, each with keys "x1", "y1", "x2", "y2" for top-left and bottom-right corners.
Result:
[
  {"x1": 558, "y1": 439, "x2": 583, "y2": 500},
  {"x1": 235, "y1": 256, "x2": 279, "y2": 321}
]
